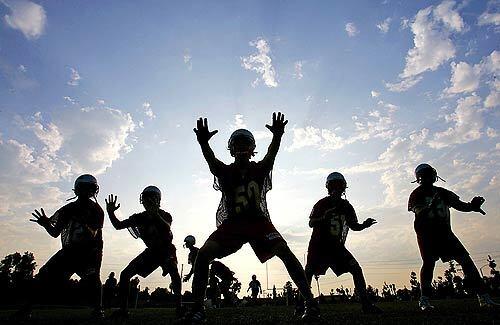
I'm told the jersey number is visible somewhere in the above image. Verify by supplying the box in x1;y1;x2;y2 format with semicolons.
235;181;260;214
324;209;344;236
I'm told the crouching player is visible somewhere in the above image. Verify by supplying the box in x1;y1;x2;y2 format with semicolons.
24;174;104;318
190;113;320;322
305;172;382;313
409;163;498;311
106;186;182;317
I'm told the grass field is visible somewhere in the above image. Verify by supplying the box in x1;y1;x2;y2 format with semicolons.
1;298;499;324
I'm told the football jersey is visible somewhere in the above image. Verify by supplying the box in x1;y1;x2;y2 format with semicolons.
249;279;261;292
49;200;104;249
188;247;200;265
309;196;358;246
213;161;272;226
126;209;173;251
408;186;460;231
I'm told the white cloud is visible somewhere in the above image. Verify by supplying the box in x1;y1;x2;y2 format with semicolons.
63;96;76;105
343;129;429;207
229;114;247;131
17;64;26;72
385;76;423;92
371;90;380;98
487;127;498;138
345;22;359;37
67;67;81;86
478;1;500;27
387;1;464;92
485;78;500;108
376;18;392;33
1;0;46;40
183;48;192;71
293;61;303;80
241;38;278;88
287;102;399;152
142;101;155;119
445;61;482;94
444;51;499;95
57;107;136;174
429;94;484;148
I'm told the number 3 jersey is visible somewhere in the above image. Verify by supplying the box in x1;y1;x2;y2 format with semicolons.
308;196;358;247
213;161;272;226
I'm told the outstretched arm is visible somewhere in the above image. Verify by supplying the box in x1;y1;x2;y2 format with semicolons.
183;268;194;282
105;194;131;230
349;218;377;231
260;112;288;169
29;208;60;238
193;117;225;175
450;196;486;215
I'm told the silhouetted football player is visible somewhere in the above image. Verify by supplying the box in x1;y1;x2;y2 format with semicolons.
247;274;262;302
21;174;104;319
183;235;199;283
408;163;498;310
106;186;182;317
305;172;382;314
190;113;319;322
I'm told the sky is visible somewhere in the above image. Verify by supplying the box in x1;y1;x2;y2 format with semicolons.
0;0;499;297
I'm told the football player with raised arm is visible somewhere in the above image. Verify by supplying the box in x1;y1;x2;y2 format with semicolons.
22;174;104;319
409;164;498;311
106;186;182;317
190;112;320;323
305;172;382;314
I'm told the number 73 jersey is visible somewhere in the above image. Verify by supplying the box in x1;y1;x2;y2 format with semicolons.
309;196;358;246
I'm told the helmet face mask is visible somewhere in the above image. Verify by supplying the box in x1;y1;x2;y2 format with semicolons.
140;186;161;212
228;129;256;159
414;164;438;185
74;174;99;199
325;172;347;196
184;235;196;248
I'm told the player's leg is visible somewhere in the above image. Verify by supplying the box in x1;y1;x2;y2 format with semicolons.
192;240;230;307
346;259;382;313
419;258;435;310
76;248;103;316
455;253;499;307
273;242;313;301
304;263;315;288
15;249;73;318
116;249;157;313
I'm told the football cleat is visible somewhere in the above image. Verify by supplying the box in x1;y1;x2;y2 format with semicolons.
302;300;320;322
419;296;435;311
478;293;500;308
190;307;207;324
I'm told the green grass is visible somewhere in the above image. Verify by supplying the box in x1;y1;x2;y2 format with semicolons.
1;299;499;324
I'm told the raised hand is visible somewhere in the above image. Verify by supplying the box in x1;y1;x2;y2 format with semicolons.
265;112;288;136
30;208;50;227
193;117;218;144
471;196;486;215
363;218;377;228
105;194;121;213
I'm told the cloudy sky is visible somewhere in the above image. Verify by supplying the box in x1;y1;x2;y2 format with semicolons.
0;0;498;296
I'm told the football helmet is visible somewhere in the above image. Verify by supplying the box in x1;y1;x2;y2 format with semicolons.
73;174;99;198
140;185;161;206
184;235;196;248
413;163;445;184
228;129;256;157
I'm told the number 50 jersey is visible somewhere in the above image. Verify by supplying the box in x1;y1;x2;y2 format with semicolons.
213;161;272;227
309;196;358;246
